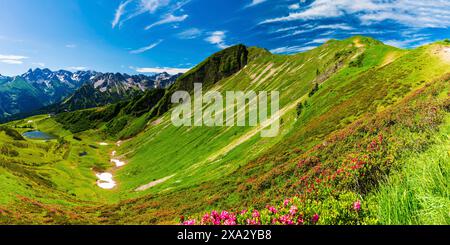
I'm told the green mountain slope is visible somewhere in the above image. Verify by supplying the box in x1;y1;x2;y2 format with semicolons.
0;36;449;225
0;77;47;118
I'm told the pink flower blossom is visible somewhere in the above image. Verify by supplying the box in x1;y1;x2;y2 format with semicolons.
246;219;257;225
278;214;294;225
201;213;211;224
220;211;230;220
252;210;260;218
223;214;237;225
267;206;278;214
289;205;298;215
211;210;219;219
353;201;361;212
311;214;320;224
283;198;291;207
183;219;196;225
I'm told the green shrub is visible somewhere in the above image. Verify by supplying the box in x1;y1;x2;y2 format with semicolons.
0;126;25;140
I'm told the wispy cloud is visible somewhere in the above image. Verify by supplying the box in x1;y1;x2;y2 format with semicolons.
130;39;163;54
305;38;330;45
177;28;202;39
260;0;450;28
0;54;28;65
271;26;299;33
270;45;317;54
134;66;191;74
145;14;188;30
112;0;172;28
288;3;300;10
383;37;430;48
66;66;88;71
65;44;77;48
32;62;46;67
139;0;171;13
205;31;230;49
169;0;191;12
112;0;133;28
245;0;267;8
278;24;353;39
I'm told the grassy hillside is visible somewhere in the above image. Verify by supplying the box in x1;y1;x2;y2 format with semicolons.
0;36;449;224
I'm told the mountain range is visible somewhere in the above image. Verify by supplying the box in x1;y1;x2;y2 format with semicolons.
0;68;181;120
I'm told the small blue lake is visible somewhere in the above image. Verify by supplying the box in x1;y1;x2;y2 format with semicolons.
23;130;57;140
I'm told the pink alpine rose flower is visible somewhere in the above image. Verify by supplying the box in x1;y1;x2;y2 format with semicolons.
311;214;320;224
267;206;278;214
252;210;260;218
289;205;298;215
183;219;196;225
353;201;361;212
283;198;291;207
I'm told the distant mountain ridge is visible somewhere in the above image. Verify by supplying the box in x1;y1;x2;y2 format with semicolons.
0;68;181;120
54;71;180;113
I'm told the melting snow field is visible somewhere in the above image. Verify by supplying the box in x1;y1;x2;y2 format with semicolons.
94;141;128;189
95;147;126;189
96;173;116;189
111;159;126;167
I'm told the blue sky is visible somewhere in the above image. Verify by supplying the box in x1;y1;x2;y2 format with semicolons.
1;0;450;76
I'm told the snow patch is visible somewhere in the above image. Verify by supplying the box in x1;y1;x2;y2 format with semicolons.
111;159;126;167
96;173;116;189
94;79;105;88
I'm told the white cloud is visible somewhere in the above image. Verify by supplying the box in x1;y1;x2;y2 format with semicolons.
169;0;190;12
245;0;267;8
0;54;28;65
272;26;299;33
32;62;46;67
305;38;330;45
139;0;171;13
260;0;450;28
112;0;133;28
145;14;188;30
65;44;77;48
0;60;23;65
112;0;172;28
288;3;300;10
130;39;163;54
177;28;202;39
383;37;430;48
66;66;88;71
278;24;353;38
134;66;190;74
205;31;230;49
270;45;317;54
